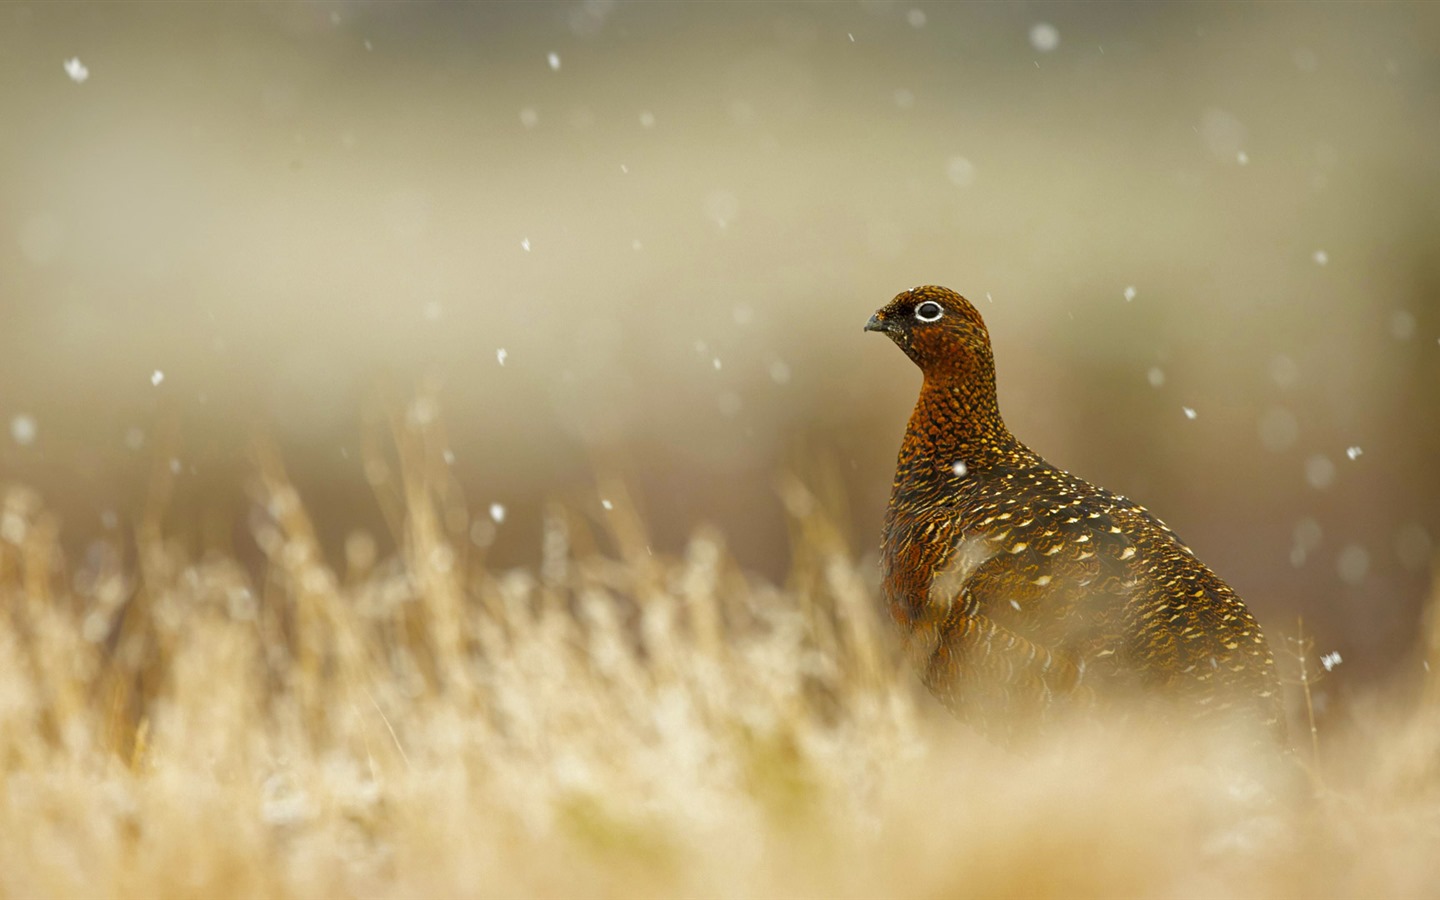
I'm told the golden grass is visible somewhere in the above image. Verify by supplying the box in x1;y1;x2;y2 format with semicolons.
1;403;1438;899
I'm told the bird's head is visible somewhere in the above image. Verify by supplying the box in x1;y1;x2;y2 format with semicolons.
865;285;995;381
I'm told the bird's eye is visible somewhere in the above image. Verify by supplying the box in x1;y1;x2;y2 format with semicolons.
914;301;944;322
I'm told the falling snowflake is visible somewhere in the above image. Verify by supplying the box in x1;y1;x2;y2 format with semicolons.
712;357;722;371
63;57;89;83
601;499;613;511
151;370;165;386
1305;454;1336;489
639;111;656;128
496;348;508;366
1236;150;1250;165
1182;406;1197;420
547;52;561;71
520;238;531;252
1029;22;1060;52
945;156;976;188
1321;651;1342;672
1345;446;1363;460
1123;285;1137;302
952;461;968;476
9;415;36;446
1146;367;1166;388
489;503;506;524
1313;250;1329;266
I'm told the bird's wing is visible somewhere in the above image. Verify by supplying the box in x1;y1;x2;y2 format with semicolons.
883;507;1091;730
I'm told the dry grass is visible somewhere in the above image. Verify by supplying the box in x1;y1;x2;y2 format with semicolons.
1;402;1438;899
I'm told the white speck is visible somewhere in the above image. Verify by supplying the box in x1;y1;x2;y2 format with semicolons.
489;503;506;524
1290;517;1323;567
406;397;438;426
1390;310;1416;340
1010;599;1021;611
1257;407;1299;453
769;360;791;385
10;415;36;446
1336;544;1369;585
1320;651;1342;672
1029;22;1060;52
1123;285;1137;302
364;39;373;52
519;108;539;129
848;33;855;42
601;499;613;511
150;370;165;386
1345;445;1363;460
1305;454;1336;489
1269;354;1300;389
620;164;628;174
1182;406;1197;420
906;8;927;28
496;348;507;366
520;238;531;252
639;111;656;128
945;156;976;188
1146;367;1166;388
1236;151;1250;165
547;52;561;71
443;449;455;465
423;301;443;321
63;58;89;83
1313;250;1329;266
703;190;739;228
712;357;722;371
168;458;182;475
952;461;968;477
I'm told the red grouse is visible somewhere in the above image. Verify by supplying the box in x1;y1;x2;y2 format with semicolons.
867;286;1283;741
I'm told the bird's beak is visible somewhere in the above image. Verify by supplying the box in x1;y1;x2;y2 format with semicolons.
864;312;890;334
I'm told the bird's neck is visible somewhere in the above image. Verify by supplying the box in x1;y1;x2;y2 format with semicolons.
896;374;1025;486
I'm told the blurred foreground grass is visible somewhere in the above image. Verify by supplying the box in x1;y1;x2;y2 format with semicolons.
2;399;1439;899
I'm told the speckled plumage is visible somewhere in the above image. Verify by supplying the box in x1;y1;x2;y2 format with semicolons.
868;286;1284;741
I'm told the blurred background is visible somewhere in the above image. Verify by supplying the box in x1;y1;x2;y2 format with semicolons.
0;1;1436;686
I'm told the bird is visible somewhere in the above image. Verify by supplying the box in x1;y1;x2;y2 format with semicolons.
866;285;1285;743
